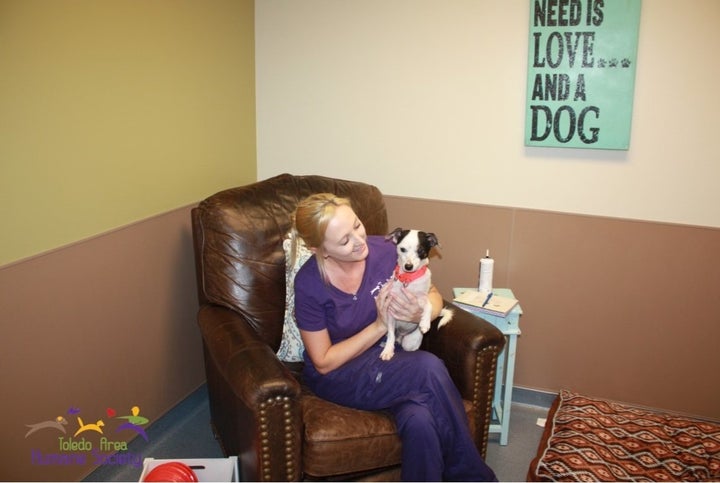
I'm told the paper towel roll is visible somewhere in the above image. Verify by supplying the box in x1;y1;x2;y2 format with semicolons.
478;250;494;292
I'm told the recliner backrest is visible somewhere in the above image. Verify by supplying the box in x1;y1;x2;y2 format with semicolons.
191;173;388;349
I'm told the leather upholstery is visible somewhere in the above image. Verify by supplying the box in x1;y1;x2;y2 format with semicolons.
191;173;505;481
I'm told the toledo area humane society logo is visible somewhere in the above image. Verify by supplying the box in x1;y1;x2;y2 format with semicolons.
25;404;150;469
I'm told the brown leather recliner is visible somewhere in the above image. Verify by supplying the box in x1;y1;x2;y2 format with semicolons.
191;173;505;481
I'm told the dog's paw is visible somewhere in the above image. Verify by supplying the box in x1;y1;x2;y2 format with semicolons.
419;303;432;333
437;308;454;328
379;347;395;360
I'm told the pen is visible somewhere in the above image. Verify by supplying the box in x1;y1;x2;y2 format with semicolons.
482;291;493;307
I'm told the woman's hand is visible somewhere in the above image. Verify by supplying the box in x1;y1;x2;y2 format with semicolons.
388;285;443;323
387;286;423;323
374;282;393;330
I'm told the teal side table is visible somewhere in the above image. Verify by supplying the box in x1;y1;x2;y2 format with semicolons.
452;287;523;445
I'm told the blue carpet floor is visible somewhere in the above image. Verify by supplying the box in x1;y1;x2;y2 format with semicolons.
84;384;549;482
83;385;223;482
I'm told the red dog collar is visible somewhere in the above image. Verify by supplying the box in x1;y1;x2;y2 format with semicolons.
394;264;428;285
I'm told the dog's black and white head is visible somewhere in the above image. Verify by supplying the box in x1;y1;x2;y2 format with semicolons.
386;227;440;273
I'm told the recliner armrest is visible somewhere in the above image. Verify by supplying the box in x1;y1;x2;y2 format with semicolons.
198;304;303;481
198;304;302;405
425;301;505;395
423;301;506;458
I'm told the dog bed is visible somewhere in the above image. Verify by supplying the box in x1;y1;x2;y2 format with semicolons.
528;390;720;481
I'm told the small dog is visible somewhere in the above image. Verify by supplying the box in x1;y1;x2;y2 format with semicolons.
380;228;454;361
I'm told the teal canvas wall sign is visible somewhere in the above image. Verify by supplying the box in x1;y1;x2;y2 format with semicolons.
525;0;641;150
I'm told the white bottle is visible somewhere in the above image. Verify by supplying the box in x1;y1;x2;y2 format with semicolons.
478;249;494;293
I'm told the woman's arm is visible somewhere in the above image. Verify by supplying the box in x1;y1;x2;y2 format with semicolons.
300;283;392;375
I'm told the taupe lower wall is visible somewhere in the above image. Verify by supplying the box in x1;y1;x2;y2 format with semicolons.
2;195;718;480
0;205;205;481
385;196;720;421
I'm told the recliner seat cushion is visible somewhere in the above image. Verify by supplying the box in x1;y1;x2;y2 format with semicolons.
300;390;475;478
301;391;401;477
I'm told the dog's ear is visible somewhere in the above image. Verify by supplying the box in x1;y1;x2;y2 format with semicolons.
386;227;405;244
424;232;440;248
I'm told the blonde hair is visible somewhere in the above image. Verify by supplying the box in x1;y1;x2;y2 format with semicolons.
291;193;353;283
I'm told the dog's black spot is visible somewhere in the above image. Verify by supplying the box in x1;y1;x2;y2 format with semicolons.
387;227;410;244
416;231;439;259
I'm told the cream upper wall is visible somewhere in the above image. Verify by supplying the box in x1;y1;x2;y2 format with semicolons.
256;0;720;228
0;0;257;266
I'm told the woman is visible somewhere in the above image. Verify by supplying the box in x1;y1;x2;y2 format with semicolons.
291;193;497;482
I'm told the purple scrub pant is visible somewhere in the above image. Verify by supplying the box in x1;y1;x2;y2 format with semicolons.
305;345;497;482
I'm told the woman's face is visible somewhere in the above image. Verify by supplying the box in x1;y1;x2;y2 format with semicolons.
321;204;368;262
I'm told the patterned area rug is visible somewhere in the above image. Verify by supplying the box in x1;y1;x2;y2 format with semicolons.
528;390;720;481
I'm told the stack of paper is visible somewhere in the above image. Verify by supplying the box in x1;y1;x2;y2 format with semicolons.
453;290;519;317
